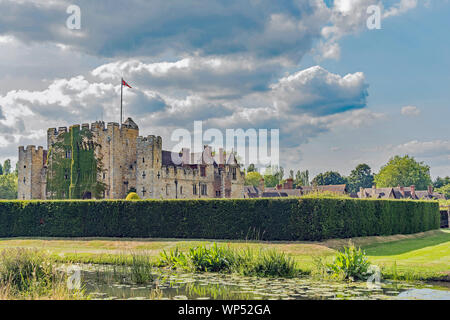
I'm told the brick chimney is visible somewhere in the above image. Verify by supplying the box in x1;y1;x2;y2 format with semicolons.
399;186;405;198
259;178;265;194
284;178;294;189
411;185;416;199
428;185;433;195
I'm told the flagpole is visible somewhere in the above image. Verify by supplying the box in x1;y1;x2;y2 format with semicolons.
120;77;123;124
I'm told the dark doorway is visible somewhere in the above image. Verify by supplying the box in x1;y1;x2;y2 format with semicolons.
82;192;92;200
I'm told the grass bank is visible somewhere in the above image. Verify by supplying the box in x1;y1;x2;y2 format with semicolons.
0;229;448;281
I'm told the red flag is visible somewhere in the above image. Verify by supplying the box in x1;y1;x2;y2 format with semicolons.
122;79;132;88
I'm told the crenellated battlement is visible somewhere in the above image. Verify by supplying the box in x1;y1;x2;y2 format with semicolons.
19;117;245;200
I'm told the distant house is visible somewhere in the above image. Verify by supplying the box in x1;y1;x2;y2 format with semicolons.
358;185;445;200
244;179;347;198
297;184;348;196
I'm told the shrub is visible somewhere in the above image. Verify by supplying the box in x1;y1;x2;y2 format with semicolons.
233;248;298;277
0;197;440;240
0;248;87;299
125;192;140;200
157;244;298;277
326;246;371;281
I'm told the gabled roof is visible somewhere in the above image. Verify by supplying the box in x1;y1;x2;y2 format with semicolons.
298;184;347;194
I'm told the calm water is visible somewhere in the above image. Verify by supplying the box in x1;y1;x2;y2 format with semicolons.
77;266;450;301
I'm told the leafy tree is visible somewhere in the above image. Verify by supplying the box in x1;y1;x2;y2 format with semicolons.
263;166;283;188
312;171;347;186
274;166;284;183
0;172;18;199
433;176;450;189
347;164;374;193
436;184;450;199
374;155;432;190
0;163;3;175
3;159;11;175
245;171;263;187
294;170;310;187
289;169;294;180
247;164;256;173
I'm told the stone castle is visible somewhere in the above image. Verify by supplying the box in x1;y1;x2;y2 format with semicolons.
18;118;245;200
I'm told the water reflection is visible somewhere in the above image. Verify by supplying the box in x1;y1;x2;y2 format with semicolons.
79;266;450;301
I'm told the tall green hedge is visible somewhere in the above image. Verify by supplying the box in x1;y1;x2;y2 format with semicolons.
0;198;440;241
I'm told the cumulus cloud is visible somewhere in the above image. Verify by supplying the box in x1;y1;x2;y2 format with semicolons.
401;105;421;116
270;66;368;116
393;140;450;158
0;0;329;63
317;0;418;60
91;57;280;98
0;61;376;167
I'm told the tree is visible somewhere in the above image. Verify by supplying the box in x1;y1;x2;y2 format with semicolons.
436;184;450;199
347;164;374;193
312;171;347;186
245;171;263;187
294;170;310;187
247;164;256;173
0;172;18;199
434;176;450;189
274;166;284;183
374;155;432;190
263;166;283;188
3;159;11;175
0;163;3;175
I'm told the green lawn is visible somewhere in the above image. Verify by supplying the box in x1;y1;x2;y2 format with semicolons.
0;229;448;281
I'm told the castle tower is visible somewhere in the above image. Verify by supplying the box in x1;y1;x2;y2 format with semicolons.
17;145;47;200
136;135;162;199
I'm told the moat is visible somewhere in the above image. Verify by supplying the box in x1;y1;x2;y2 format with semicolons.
78;266;450;300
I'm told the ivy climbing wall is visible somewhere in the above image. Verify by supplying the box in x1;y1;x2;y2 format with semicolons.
46;125;105;199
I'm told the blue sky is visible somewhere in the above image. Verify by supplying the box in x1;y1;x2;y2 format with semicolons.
0;0;448;180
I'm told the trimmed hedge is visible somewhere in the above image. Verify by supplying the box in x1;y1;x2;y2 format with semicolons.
0;198;440;241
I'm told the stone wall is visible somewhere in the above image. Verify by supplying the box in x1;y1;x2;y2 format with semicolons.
19;118;245;200
17;145;46;200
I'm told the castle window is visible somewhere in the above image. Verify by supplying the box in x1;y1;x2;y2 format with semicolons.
142;187;146;196
193;184;197;195
24;165;26;169
200;166;206;177
232;167;237;180
143;157;145;163
180;186;183;195
166;167;169;176
216;190;221;197
142;171;146;179
201;184;207;196
157;172;161;179
130;165;133;170
166;184;170;195
103;173;106;180
23;177;26;184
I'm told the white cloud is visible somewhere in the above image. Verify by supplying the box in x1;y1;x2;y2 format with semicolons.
383;0;418;18
401;105;421;116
